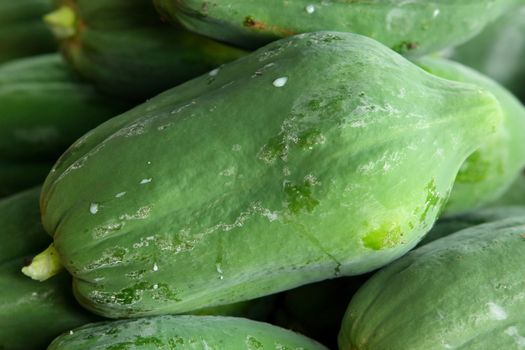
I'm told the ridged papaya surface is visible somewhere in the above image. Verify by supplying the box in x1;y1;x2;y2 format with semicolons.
0;0;56;63
448;5;525;101
48;315;328;350
419;205;525;246
45;0;246;101
414;57;525;214
0;53;130;162
37;32;501;318
0;187;97;350
154;0;518;55
339;217;525;350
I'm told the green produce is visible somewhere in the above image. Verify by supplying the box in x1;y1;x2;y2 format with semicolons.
0;258;97;350
0;187;97;350
414;56;525;214
44;0;246;101
339;217;525;350
448;6;525;101
30;32;501;318
0;53;129;162
154;0;518;55
486;171;525;207
48;315;328;349
0;0;55;63
0;161;50;198
419;205;525;245
0;187;48;263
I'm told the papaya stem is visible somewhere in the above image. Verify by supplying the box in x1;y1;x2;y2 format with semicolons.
22;243;64;281
43;6;77;39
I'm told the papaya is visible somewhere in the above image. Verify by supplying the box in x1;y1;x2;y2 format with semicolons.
154;0;518;55
29;32;501;318
0;187;98;350
48;315;328;350
414;56;525;214
486;171;525;207
0;161;50;198
339;216;525;350
447;5;525;101
0;0;56;63
44;0;246;101
419;205;525;246
0;53;130;162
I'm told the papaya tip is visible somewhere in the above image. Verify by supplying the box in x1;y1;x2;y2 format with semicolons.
43;6;77;39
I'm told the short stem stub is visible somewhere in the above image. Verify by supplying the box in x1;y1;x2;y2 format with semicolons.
43;5;77;39
22;243;64;281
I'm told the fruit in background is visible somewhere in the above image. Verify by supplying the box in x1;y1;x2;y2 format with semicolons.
339;217;525;350
447;6;525;101
44;0;246;101
30;32;501;318
47;315;328;350
154;0;518;55
0;0;56;64
0;187;98;350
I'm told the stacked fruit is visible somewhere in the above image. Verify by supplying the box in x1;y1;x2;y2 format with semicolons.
1;1;525;349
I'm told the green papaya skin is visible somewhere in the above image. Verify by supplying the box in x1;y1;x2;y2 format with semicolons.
0;258;98;350
447;5;525;101
45;0;246;101
339;217;525;350
0;161;50;198
37;32;501;318
48;315;328;350
414;56;525;214
0;187;48;263
0;187;98;350
0;0;56;63
487;172;525;207
0;53;130;162
154;0;518;55
419;205;525;246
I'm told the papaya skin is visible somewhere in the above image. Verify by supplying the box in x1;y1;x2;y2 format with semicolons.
154;0;518;55
414;56;525;214
48;315;328;350
0;0;56;63
36;32;501;318
45;0;247;101
339;217;525;350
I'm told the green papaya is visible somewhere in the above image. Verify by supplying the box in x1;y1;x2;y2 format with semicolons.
414;56;525;214
419;205;525;246
339;217;525;350
0;53;130;162
48;315;328;350
447;5;525;101
0;161;50;198
44;0;246;101
0;0;56;63
487;171;525;207
0;187;98;350
30;32;501;318
154;0;518;55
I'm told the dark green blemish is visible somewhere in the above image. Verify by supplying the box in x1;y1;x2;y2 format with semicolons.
297;129;324;149
392;41;419;54
362;225;404;250
246;336;264;349
455;150;499;183
318;33;343;43
243;15;256;27
284;180;319;214
258;135;287;164
113;282;150;305
106;336;164;350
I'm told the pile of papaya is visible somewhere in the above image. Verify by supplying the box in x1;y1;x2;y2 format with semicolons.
1;1;525;349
